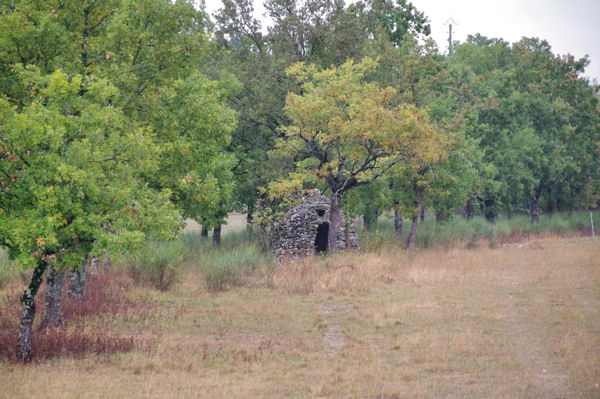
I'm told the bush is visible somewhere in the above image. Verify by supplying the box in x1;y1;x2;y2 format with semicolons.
177;232;210;262
0;271;150;362
127;240;187;291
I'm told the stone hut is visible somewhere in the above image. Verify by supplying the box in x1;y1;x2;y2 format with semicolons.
272;191;359;259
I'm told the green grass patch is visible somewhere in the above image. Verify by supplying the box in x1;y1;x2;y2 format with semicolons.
124;240;187;291
359;209;599;249
198;244;265;291
130;230;273;292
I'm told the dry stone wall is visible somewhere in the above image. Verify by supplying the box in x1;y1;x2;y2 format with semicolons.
272;191;359;259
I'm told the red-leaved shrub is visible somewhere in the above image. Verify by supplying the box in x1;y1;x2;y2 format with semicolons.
0;270;153;362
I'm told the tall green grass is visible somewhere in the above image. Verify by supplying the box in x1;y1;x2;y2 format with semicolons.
360;209;599;249
4;209;591;293
125;240;187;291
154;229;273;291
197;245;266;291
184;230;272;291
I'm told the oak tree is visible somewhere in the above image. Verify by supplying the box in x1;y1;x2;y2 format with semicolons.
273;58;437;249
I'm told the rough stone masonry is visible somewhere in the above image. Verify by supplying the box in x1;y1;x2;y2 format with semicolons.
272;191;359;259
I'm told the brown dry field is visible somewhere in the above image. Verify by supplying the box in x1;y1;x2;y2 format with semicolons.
1;236;599;398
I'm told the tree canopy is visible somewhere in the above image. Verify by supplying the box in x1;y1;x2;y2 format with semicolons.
271;58;443;247
0;0;236;361
1;0;599;362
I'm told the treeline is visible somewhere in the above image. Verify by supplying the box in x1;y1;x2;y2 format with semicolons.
208;0;600;246
0;0;598;360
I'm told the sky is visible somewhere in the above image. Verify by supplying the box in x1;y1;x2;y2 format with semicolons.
202;0;600;82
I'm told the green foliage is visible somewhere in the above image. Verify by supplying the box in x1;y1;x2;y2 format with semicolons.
452;35;600;216
0;0;236;273
0;68;182;272
273;58;438;196
0;250;16;289
212;0;435;225
360;0;431;46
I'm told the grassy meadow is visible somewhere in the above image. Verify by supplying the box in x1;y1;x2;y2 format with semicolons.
0;212;599;398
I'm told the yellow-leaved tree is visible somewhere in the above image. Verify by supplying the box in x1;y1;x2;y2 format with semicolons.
272;57;444;250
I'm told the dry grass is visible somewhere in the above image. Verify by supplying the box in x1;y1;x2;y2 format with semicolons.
1;236;599;398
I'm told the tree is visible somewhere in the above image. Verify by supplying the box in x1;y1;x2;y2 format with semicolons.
452;35;600;221
353;0;431;47
264;0;371;67
367;35;475;246
0;0;236;360
272;58;438;249
211;0;435;231
213;0;292;226
0;69;182;361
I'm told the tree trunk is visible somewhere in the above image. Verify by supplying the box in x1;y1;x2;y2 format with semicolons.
246;202;254;231
372;206;378;230
67;256;88;299
16;260;46;362
531;185;542;223
484;198;496;224
201;225;208;239
465;199;474;221
394;209;403;241
41;264;65;329
363;206;378;232
406;191;423;250
328;193;342;251
212;225;221;247
363;214;371;232
531;200;539;223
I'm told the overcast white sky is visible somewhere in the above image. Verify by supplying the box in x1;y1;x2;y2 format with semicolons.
202;0;600;82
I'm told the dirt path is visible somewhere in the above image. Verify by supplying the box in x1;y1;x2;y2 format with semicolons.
498;243;595;399
319;304;352;356
504;291;573;399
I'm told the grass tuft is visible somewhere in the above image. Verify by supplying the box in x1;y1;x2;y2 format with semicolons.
126;240;187;291
199;244;266;291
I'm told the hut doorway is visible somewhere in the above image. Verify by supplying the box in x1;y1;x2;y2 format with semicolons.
315;223;329;254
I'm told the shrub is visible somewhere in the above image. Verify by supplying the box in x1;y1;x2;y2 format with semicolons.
0;271;150;362
127;240;187;291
